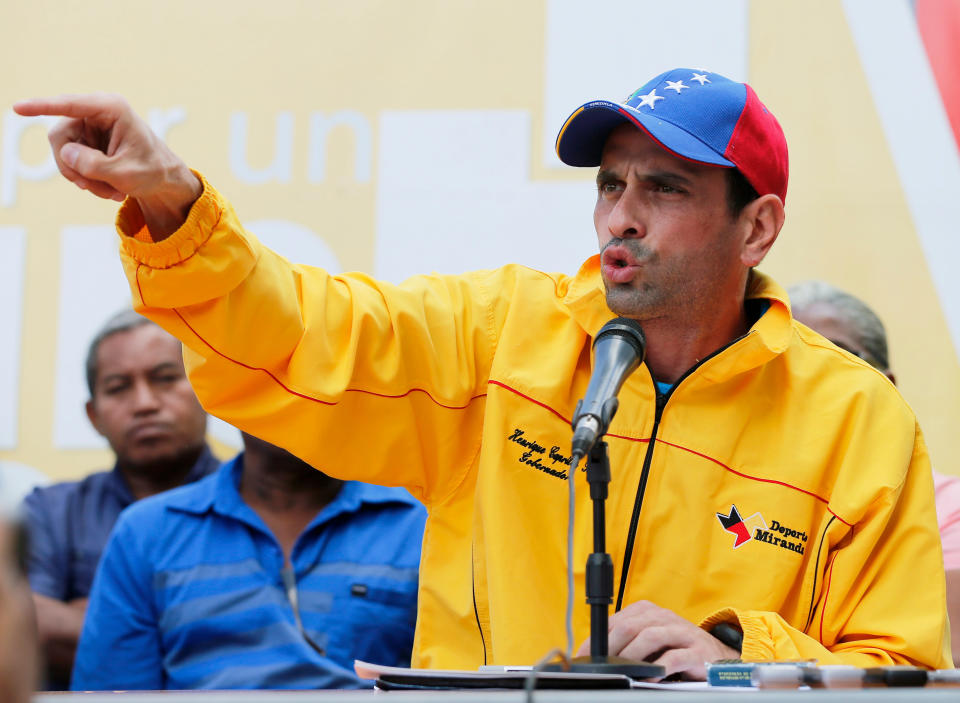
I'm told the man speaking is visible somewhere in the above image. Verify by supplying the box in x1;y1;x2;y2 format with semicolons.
15;68;951;678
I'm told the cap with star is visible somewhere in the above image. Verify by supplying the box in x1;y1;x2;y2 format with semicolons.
555;68;789;204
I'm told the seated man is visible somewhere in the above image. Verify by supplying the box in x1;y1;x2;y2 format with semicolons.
21;310;217;688
789;279;960;665
72;432;426;690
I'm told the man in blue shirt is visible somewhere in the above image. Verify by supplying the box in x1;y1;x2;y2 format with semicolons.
72;432;426;690
22;310;217;689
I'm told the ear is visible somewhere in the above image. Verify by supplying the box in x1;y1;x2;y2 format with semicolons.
739;194;785;267
85;399;105;437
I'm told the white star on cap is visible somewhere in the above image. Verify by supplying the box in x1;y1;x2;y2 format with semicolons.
665;80;688;93
691;72;710;85
637;89;664;109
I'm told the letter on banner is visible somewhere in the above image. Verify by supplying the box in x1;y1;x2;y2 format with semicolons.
229;111;294;184
0;227;26;448
307;111;372;183
1;114;58;207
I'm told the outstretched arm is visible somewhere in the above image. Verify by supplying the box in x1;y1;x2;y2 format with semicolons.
13;93;201;239
17;94;502;503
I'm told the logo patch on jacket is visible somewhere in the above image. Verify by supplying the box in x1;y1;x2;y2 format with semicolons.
716;504;807;555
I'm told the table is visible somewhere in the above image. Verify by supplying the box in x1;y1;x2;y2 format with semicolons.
32;689;960;702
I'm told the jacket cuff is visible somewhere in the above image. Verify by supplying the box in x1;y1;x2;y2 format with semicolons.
699;607;774;661
116;170;222;270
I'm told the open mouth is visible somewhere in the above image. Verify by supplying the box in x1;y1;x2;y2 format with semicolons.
600;247;642;284
601;244;639;269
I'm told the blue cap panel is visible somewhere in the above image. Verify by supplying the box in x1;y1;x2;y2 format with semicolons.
556;68;746;169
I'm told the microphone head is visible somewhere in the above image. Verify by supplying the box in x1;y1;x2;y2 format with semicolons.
593;317;647;363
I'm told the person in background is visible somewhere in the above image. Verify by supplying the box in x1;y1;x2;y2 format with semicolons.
21;309;217;688
72;432;425;690
0;517;38;703
790;279;960;665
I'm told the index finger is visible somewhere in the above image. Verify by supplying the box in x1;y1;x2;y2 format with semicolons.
13;93;124;119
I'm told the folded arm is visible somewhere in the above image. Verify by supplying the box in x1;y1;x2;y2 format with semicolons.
598;421;951;679
31;595;87;686
705;422;951;670
17;93;501;505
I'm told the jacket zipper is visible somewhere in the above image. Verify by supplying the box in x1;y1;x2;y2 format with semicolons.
615;389;667;611
614;332;751;611
471;542;489;664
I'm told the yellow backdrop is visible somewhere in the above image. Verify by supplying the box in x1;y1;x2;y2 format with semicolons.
1;0;958;480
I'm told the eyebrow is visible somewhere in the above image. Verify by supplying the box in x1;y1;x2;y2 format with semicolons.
643;170;695;187
596;168;619;185
596;168;695;188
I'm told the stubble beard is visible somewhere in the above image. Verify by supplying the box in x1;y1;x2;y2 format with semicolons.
604;281;668;320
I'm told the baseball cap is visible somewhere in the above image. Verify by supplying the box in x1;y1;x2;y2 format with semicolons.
555;68;789;204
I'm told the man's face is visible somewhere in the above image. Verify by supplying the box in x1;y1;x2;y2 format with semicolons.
593;124;748;321
86;325;207;471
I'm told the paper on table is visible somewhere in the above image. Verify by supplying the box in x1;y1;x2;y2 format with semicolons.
632;680;759;691
355;660;625;680
356;661;766;692
354;660;631;688
355;660;498;680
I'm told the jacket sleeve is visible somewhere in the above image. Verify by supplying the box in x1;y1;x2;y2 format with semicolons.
701;421;952;669
70;515;164;691
115;174;503;506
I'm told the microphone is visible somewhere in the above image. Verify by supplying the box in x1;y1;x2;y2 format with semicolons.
571;317;647;462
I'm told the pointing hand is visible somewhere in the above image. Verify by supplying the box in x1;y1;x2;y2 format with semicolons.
13;93;201;239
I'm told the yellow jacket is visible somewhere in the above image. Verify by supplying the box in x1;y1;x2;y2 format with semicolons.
116;175;951;669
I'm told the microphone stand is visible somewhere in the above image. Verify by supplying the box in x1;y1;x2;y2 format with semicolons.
540;317;658;681
544;439;663;679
